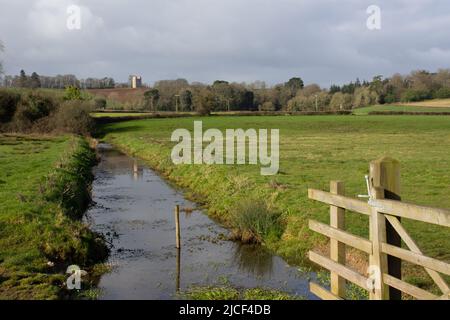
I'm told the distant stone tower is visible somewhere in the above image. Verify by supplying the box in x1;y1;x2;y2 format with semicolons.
129;75;142;89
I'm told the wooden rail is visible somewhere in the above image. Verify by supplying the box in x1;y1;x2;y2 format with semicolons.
308;189;450;227
307;157;450;300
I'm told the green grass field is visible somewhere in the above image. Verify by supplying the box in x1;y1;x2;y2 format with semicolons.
101;115;450;289
353;104;450;115
91;112;152;118
0;135;105;299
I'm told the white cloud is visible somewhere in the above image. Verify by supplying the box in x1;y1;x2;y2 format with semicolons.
27;0;104;40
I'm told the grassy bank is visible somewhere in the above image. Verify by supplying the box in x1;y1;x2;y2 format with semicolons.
353;104;450;115
0;134;107;299
100;115;450;291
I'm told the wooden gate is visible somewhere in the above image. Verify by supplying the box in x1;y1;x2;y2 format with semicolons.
308;157;450;300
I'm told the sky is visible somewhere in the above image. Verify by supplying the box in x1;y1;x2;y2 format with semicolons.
0;0;449;87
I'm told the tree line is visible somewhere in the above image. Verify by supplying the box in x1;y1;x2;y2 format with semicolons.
2;67;450;114
1;70;116;90
138;69;450;114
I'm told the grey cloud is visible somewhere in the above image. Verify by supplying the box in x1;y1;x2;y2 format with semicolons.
0;0;449;87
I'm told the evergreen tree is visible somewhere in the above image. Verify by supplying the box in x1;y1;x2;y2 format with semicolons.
19;69;28;87
30;72;41;89
329;84;341;94
144;89;160;111
285;77;304;91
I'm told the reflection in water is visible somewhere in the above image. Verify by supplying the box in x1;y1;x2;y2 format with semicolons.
181;207;195;219
233;244;274;277
176;248;181;293
132;159;143;181
88;144;315;300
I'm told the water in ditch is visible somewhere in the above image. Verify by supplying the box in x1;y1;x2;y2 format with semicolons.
85;143;316;300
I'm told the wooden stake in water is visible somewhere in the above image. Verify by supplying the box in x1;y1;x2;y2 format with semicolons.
175;205;181;249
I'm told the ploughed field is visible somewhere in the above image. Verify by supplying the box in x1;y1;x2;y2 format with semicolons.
353;104;450;115
405;98;450;108
102;115;450;290
87;88;148;104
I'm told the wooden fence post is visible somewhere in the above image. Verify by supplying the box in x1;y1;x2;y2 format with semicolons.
370;157;402;300
369;187;389;299
330;181;346;298
175;205;181;249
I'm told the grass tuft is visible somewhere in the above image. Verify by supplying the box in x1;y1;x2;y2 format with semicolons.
230;199;284;244
182;286;301;300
